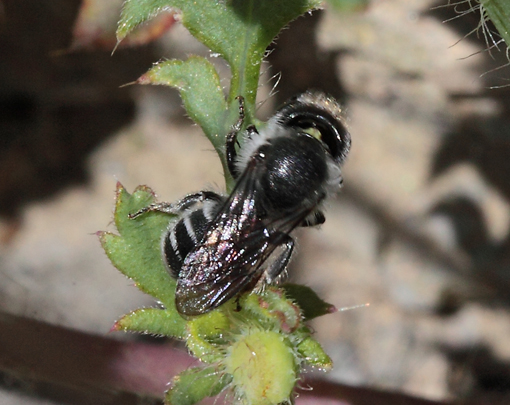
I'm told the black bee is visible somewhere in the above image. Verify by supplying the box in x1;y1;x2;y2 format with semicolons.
130;92;351;316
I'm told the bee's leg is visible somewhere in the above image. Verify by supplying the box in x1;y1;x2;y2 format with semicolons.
128;191;223;219
173;191;224;211
301;210;325;227
246;125;259;140
226;96;260;180
265;234;295;283
226;96;246;179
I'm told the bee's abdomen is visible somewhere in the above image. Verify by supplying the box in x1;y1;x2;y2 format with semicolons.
162;201;222;279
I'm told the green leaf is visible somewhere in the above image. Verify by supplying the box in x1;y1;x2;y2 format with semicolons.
296;335;332;370
482;0;510;52
240;288;302;333
111;3;340;402
186;311;231;363
137;57;230;173
99;183;177;309
118;0;322;105
112;307;186;339
282;283;336;321
119;0;323;190
166;366;232;405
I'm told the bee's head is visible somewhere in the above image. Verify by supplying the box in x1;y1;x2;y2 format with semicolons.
275;92;351;165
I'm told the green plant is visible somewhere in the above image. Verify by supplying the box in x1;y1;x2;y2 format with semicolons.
457;1;510;55
100;182;336;404
442;0;510;76
117;0;327;190
98;1;351;404
95;0;510;403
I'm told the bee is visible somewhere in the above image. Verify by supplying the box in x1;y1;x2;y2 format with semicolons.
130;92;351;316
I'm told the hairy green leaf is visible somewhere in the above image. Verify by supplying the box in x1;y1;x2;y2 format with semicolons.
297;335;333;370
138;57;230;172
482;0;510;52
118;0;322;105
112;307;186;339
99;183;176;309
282;283;336;321
186;311;231;363
166;366;232;405
240;288;302;333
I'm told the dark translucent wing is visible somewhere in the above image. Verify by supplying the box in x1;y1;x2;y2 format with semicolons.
175;265;256;316
175;157;265;315
175;157;311;316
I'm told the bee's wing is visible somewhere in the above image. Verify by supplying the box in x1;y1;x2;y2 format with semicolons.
175;157;308;316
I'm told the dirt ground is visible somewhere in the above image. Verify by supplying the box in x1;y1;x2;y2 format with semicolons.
2;0;510;403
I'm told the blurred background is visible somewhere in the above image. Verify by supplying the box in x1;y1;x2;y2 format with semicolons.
2;0;510;403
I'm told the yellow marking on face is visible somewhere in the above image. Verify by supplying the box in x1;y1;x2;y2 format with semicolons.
302;127;322;141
